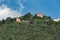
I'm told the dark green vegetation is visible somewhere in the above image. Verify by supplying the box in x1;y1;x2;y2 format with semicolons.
0;12;60;40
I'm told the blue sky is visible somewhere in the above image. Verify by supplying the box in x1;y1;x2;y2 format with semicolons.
0;0;60;20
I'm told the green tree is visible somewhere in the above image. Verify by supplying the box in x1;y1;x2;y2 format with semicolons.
23;12;33;20
43;16;51;20
5;17;13;23
0;21;2;25
2;19;5;24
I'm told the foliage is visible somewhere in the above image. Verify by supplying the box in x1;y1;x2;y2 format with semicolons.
22;12;33;20
0;13;60;40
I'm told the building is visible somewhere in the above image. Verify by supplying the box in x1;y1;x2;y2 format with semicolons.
53;18;60;22
36;13;44;18
16;17;21;22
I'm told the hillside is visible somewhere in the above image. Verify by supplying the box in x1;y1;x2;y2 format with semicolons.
0;13;60;40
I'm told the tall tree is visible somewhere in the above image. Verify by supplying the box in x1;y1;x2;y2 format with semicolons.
2;19;5;24
23;12;33;20
5;17;13;23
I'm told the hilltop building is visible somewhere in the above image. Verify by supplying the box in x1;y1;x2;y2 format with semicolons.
16;17;21;22
53;18;60;22
36;13;44;18
15;13;44;22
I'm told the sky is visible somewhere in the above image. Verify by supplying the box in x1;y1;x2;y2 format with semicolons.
0;0;60;20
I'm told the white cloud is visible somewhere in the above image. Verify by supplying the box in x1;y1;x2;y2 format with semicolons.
0;0;26;20
17;0;25;12
19;3;25;12
0;4;21;20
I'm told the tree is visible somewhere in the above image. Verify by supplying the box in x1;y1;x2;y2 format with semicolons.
43;16;51;20
2;19;5;24
13;18;16;21
0;21;2;25
9;38;12;40
23;12;33;20
5;17;13;23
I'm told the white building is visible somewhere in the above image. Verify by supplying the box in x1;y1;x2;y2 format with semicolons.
53;18;60;22
16;17;21;22
36;13;44;18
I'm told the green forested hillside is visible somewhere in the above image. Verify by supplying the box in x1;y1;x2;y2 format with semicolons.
0;13;60;40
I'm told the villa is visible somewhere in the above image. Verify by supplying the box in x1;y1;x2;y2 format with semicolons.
16;17;21;22
36;13;44;18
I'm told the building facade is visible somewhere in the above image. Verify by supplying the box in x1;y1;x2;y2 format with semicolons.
36;13;44;18
16;17;21;22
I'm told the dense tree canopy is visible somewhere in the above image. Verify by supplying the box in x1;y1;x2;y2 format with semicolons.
0;13;60;40
22;12;33;20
